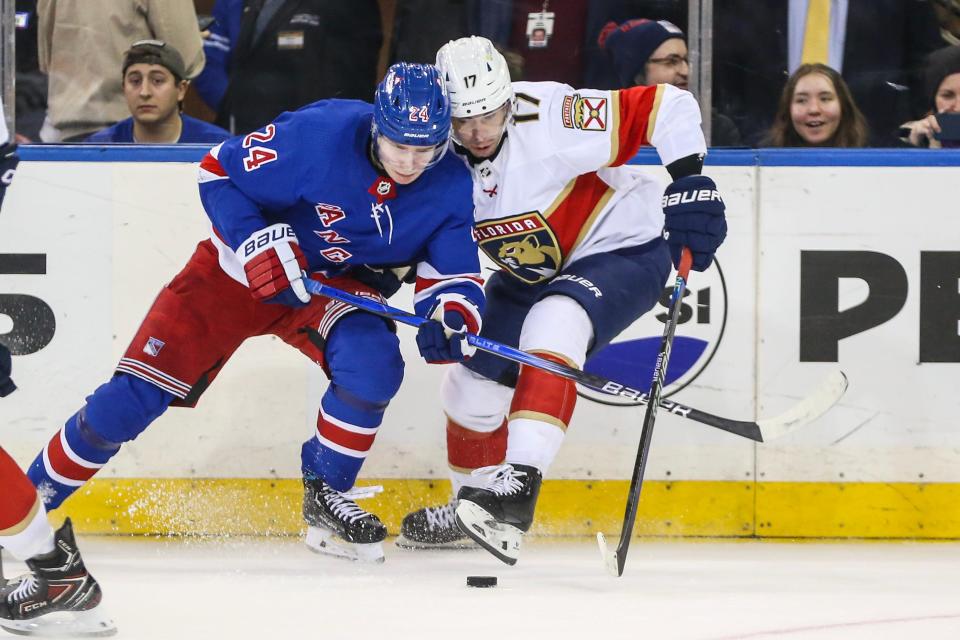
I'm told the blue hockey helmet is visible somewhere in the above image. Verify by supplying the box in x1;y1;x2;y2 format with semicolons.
372;62;451;169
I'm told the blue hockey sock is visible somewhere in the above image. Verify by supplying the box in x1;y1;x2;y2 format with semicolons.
301;385;386;492
28;374;173;509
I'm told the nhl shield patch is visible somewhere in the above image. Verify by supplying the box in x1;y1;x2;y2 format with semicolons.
561;94;608;131
473;212;562;284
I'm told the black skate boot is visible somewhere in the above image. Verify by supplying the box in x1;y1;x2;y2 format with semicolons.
0;518;116;637
455;463;542;566
395;499;477;550
302;474;388;563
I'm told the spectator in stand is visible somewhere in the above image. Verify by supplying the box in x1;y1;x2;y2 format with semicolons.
930;0;960;45
598;18;741;146
14;0;46;142
37;0;205;142
714;0;942;146
200;0;382;135
191;0;242;117
583;0;687;89
764;63;868;147
899;46;960;148
86;41;230;144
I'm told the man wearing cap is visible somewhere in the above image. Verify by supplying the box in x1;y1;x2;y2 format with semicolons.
599;18;741;146
38;0;205;142
87;41;230;144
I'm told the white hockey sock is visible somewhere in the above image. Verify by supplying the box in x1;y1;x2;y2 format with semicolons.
505;417;565;475
0;498;55;561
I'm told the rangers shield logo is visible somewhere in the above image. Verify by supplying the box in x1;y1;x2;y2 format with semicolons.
473;212;562;284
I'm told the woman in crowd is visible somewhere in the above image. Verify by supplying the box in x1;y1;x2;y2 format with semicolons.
764;63;868;148
899;46;960;148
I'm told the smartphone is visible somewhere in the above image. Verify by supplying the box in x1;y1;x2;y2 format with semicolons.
934;112;960;142
197;15;215;31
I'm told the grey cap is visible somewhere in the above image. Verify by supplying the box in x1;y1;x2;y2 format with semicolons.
122;39;187;80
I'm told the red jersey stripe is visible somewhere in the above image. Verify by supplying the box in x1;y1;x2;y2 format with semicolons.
543;172;614;257
200;152;228;177
414;275;484;293
609;84;663;167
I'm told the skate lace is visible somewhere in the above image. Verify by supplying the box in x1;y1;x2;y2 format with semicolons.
6;575;40;603
424;501;457;530
323;485;383;524
471;464;526;496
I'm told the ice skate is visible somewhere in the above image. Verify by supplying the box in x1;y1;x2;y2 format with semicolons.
302;475;387;563
396;499;477;550
0;518;116;637
455;463;542;566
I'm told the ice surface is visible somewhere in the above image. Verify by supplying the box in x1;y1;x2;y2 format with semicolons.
4;536;959;639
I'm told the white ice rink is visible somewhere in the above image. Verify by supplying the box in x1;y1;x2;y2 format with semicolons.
4;535;960;640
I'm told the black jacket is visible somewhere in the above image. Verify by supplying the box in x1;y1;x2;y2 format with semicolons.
217;0;382;135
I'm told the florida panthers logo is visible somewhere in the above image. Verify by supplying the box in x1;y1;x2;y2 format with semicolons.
499;235;560;270
474;212;562;283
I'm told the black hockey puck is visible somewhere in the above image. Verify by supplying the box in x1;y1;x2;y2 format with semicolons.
466;575;497;588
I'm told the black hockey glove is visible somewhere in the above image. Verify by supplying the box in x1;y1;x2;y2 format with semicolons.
0;342;16;397
349;265;415;299
662;175;727;271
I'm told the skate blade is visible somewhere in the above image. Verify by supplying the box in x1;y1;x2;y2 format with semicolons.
454;501;522;566
0;606;117;637
305;526;385;564
394;534;479;551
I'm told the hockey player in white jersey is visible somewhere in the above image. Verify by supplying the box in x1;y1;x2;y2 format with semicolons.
397;36;727;564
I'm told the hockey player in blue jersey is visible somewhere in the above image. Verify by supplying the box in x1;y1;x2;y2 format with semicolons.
24;62;485;563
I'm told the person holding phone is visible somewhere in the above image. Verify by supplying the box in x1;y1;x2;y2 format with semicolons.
899;45;960;148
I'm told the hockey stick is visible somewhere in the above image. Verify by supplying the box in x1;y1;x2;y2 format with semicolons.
596;247;691;577
302;279;848;443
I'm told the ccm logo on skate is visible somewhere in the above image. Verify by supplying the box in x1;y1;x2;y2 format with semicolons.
580;258;727;407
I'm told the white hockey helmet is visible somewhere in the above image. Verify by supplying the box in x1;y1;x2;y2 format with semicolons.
435;36;513;118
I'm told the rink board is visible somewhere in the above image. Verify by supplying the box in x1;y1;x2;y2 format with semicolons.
1;146;958;538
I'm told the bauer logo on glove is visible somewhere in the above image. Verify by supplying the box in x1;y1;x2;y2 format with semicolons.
661;175;728;272
236;223;310;306
661;188;723;207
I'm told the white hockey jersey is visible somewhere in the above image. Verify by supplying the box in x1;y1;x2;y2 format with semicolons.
468;81;706;284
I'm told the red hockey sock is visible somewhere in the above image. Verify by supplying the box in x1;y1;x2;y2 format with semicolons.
509;352;577;429
0;447;40;531
446;418;508;472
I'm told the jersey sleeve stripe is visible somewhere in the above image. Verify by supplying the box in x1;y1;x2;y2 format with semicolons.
414;275;484;294
609;84;663;167
543;172;614;258
198;151;228;183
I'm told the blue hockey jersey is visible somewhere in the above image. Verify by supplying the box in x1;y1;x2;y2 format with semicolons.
198;99;483;322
